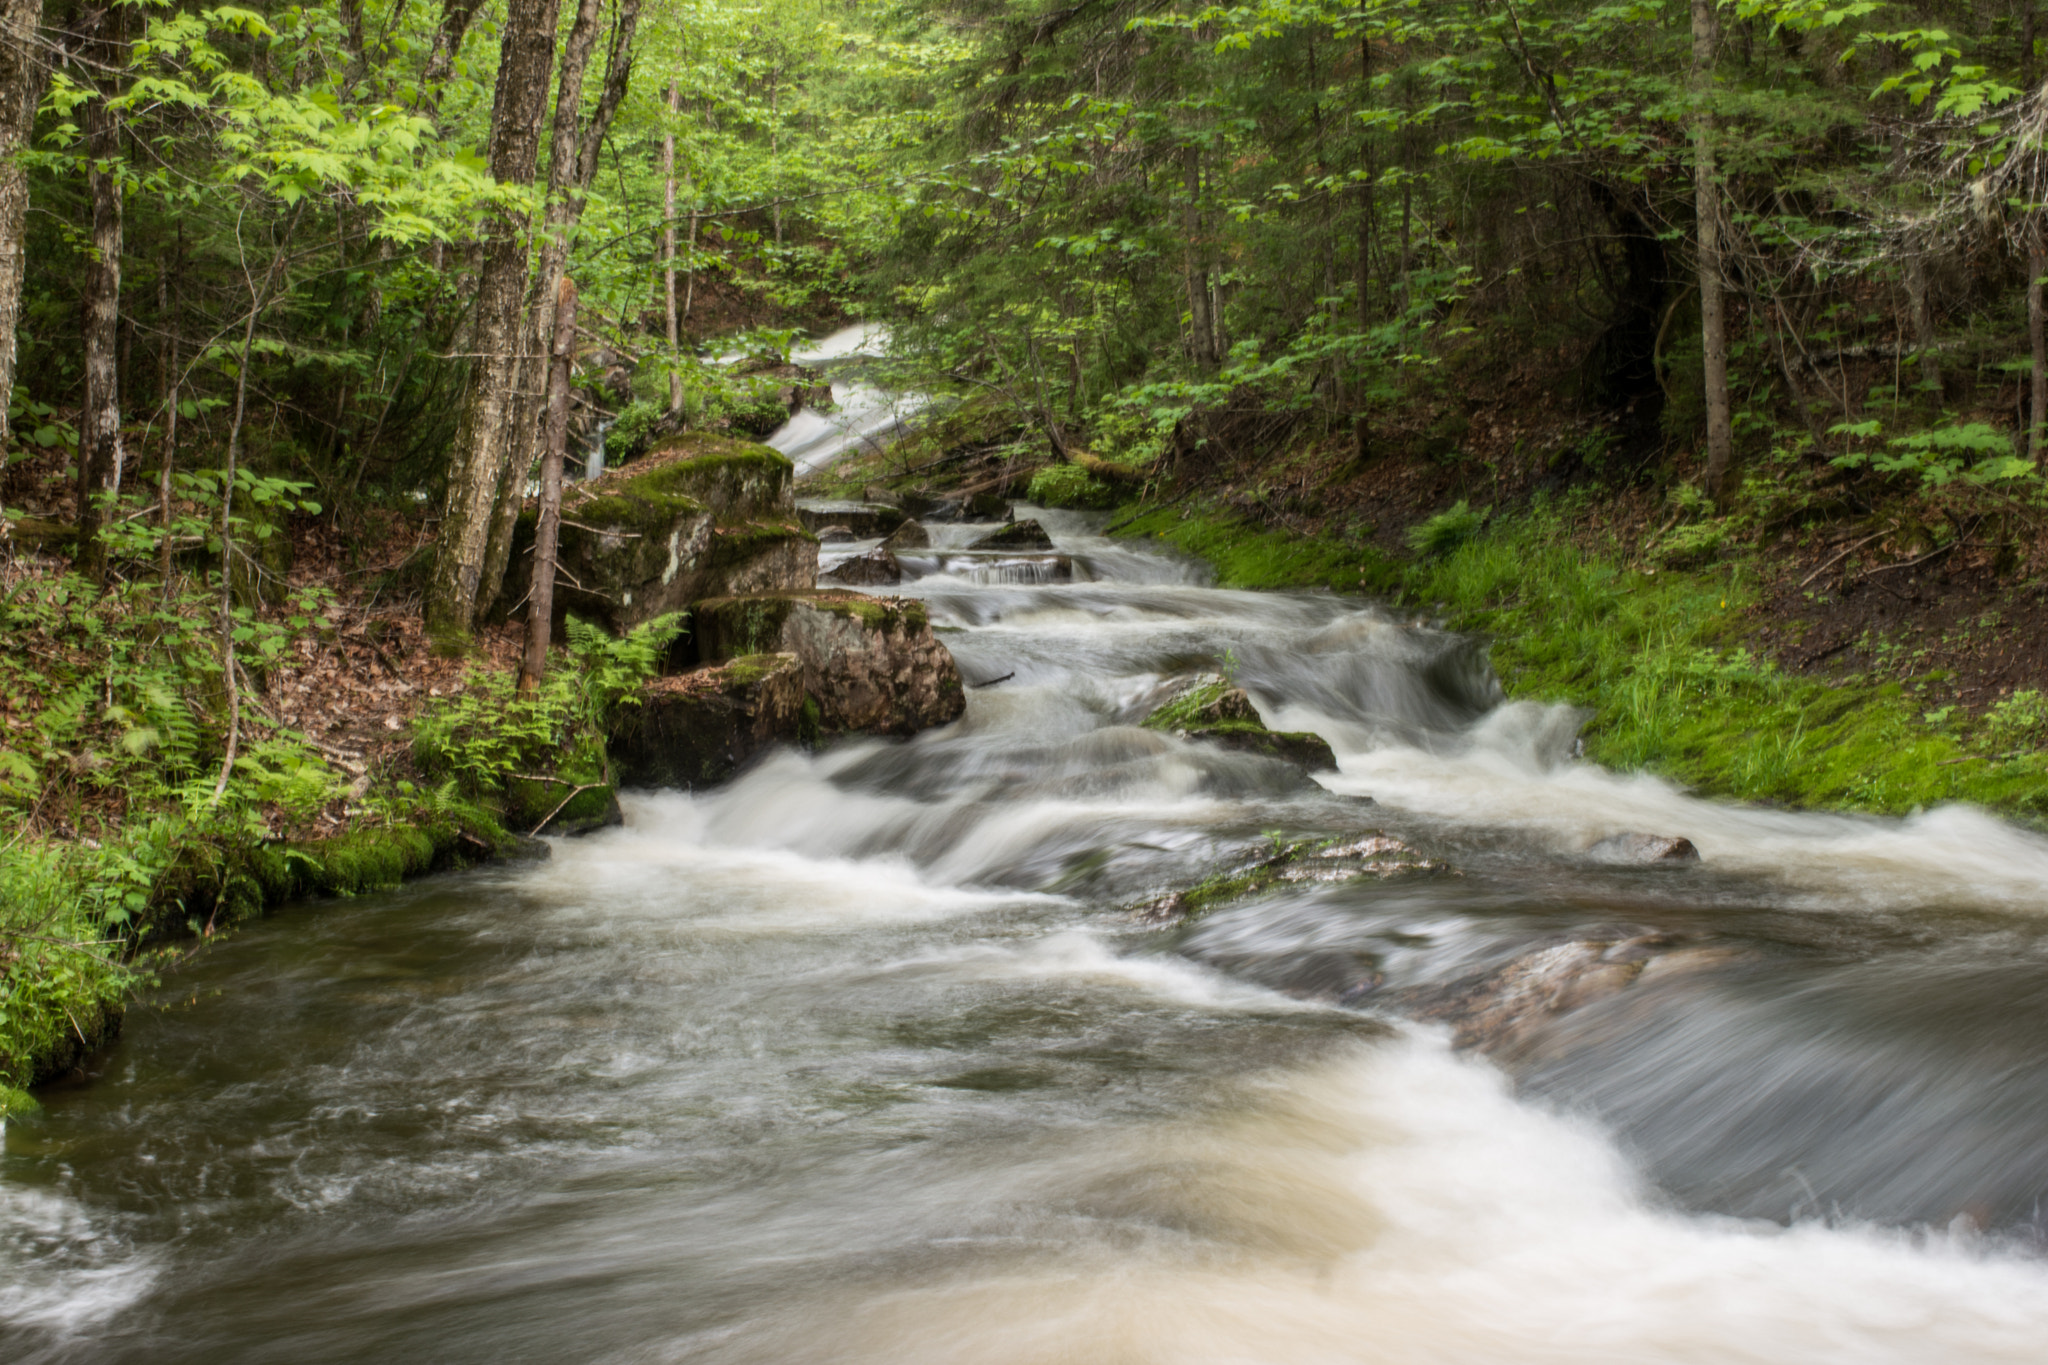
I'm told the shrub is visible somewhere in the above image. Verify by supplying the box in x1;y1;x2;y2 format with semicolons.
1028;462;1119;510
1406;500;1487;558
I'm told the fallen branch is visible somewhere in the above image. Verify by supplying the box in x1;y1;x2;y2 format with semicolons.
1796;529;1891;590
530;782;605;837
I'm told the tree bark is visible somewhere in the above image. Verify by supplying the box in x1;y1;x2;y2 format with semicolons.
1905;248;1941;396
424;0;563;639
1692;0;1735;497
76;4;126;579
1353;9;1374;463
475;0;641;622
2030;220;2046;462
664;80;682;415
0;0;48;467
1182;145;1215;371
522;276;576;691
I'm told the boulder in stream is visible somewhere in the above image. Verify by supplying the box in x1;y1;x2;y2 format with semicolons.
693;590;965;735
1140;676;1337;772
610;653;806;789
882;520;931;552
814;525;856;544
822;547;902;586
968;518;1054;551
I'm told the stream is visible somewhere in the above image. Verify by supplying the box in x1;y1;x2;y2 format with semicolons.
8;483;2048;1359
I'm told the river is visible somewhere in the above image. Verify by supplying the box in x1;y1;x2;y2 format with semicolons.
7;497;2048;1360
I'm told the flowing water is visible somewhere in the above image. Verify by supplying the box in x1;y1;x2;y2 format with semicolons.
9;508;2048;1363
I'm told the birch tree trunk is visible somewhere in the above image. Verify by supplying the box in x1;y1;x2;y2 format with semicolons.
424;0;563;639
76;5;126;580
1692;0;1735;497
522;276;576;691
0;0;47;467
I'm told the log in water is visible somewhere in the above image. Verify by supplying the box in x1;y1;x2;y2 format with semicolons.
7;508;2048;1363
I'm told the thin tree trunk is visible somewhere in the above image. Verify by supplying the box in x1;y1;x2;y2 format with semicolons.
1182;145;1215;371
1905;249;1941;396
664;80;682;415
476;0;640;621
159;263;178;588
1308;35;1344;415
1353;9;1374;463
1692;0;1734;497
424;0;563;639
2030;220;2046;462
77;51;125;581
522;276;576;691
0;0;47;473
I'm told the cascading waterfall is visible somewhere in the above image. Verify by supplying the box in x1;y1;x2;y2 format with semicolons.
7;472;2048;1358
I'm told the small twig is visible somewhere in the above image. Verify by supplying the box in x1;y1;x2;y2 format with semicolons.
558;518;640;538
1848;541;1956;584
1796;529;1890;590
531;782;604;836
970;671;1015;689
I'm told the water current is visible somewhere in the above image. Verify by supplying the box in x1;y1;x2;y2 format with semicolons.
8;452;2048;1359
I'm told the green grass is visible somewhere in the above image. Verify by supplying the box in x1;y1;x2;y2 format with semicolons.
1116;501;2048;819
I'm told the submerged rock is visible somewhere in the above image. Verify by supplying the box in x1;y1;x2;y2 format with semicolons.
1587;832;1700;865
693;590;965;735
822;547;902;586
962;491;1013;522
610;653;806;789
814;524;856;544
1396;932;1744;1056
968;518;1054;551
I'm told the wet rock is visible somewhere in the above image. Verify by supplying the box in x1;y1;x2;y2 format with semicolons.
968;518;1054;551
510;433;816;635
1393;931;1751;1056
882;519;931;552
796;501;907;539
1139;676;1336;771
962;491;1013;522
1587;832;1700;865
609;653;806;789
814;525;856;544
693;590;965;735
862;485;905;509
822;547;902;587
1132;891;1190;924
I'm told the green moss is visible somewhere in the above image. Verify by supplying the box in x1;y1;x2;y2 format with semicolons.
720;652;790;689
1115;499;2048;819
1116;501;1403;595
1142;679;1235;732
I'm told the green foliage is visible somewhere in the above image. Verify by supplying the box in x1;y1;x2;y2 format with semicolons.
1829;420;2040;489
1140;679;1234;732
411;614;683;795
1406;501;1487;559
1027;462;1119;510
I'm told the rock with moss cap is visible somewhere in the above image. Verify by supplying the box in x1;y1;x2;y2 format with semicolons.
1140;675;1337;771
694;590;965;735
967;518;1053;551
508;432;817;635
609;653;806;789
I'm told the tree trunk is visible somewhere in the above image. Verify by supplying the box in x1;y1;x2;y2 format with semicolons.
476;0;641;621
664;80;682;416
76;13;125;580
0;0;47;469
1353;12;1374;463
1692;0;1734;498
424;0;563;640
1905;249;1941;396
1182;145;1215;371
522;276;576;691
2030;220;2046;463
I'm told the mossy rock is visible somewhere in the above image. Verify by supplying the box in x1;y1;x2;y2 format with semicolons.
610;652;806;789
691;590;962;735
796;501;908;539
624;432;795;520
497;734;622;837
1141;677;1336;770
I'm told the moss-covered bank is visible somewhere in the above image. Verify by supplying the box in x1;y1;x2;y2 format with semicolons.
1113;499;2048;821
